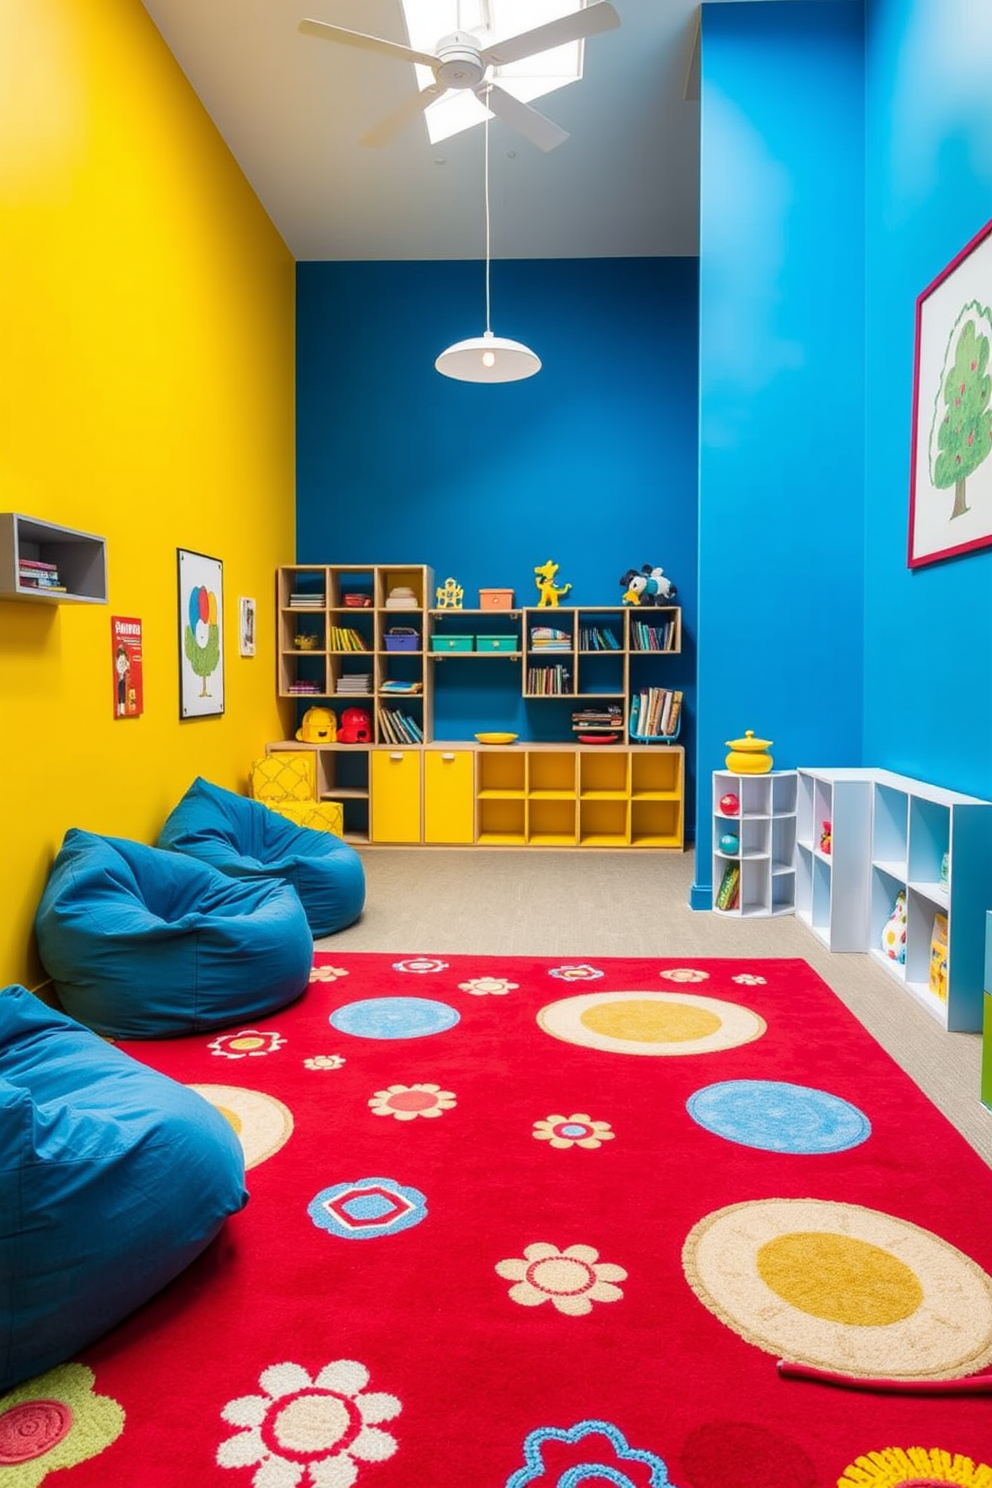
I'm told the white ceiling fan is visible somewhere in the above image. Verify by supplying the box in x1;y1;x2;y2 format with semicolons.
298;2;620;152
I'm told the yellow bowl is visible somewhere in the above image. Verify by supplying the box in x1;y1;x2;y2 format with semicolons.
475;732;519;745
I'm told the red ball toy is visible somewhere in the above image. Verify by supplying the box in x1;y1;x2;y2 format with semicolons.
719;793;740;817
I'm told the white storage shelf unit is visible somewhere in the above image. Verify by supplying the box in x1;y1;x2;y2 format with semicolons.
712;770;797;918
868;770;992;1033
795;769;873;952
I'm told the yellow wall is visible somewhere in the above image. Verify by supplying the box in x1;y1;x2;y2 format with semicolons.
0;0;295;986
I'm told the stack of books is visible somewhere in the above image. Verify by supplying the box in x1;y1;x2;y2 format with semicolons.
529;626;571;651
335;674;372;695
19;558;66;593
571;705;623;735
289;591;324;609
287;681;323;696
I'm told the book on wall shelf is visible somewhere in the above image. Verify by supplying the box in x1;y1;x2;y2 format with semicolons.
378;707;423;745
289;592;325;609
526;664;572;695
630;619;678;652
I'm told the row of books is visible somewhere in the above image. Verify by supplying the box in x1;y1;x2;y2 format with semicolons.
378;707;423;745
578;626;621;650
526;665;572;695
19;557;66;592
328;627;370;652
629;688;682;738
630;620;678;651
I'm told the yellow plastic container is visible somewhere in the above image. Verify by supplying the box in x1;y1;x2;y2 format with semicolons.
724;730;774;774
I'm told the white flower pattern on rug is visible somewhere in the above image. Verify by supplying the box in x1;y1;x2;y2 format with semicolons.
457;977;518;996
496;1243;626;1315
209;1030;286;1059
309;966;349;984
217;1359;400;1487
658;967;710;983
548;964;604;982
532;1114;615;1149
392;957;448;975
731;973;767;986
305;1055;346;1070
368;1083;456;1120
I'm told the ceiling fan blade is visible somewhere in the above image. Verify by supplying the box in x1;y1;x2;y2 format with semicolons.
298;18;438;71
479;83;569;152
360;83;447;147
480;1;620;69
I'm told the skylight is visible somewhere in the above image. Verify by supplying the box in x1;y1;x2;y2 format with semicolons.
400;0;586;145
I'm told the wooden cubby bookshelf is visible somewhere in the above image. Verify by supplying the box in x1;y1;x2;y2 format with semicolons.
273;567;684;850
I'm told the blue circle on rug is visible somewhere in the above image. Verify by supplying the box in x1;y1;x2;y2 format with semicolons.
328;996;460;1040
686;1080;870;1154
308;1177;427;1240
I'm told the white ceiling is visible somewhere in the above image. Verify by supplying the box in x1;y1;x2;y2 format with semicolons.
136;0;771;262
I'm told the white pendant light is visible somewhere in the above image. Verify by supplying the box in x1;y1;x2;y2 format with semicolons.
436;92;540;383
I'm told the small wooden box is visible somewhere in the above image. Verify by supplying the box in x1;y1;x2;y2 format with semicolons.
479;588;514;610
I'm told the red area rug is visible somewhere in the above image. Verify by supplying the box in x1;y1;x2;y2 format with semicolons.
9;954;992;1488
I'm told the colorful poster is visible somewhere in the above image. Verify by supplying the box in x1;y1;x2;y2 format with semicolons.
112;615;144;718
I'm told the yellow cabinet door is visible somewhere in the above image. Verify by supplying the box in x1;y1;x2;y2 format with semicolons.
370;749;422;843
423;750;475;844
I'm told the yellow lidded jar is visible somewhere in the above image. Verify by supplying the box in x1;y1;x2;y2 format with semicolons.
724;730;773;774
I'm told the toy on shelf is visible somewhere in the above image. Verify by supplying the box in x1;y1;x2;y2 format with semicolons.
435;577;464;609
715;861;740;911
337;707;372;744
534;559;572;607
724;730;773;775
293;633;321;650
929;912;948;1002
296;706;337;744
719;793;740;817
620;565;677;605
819;820;832;854
881;890;907;964
718;833;739;855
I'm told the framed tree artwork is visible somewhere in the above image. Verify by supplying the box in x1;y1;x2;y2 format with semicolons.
909;216;992;567
178;548;224;718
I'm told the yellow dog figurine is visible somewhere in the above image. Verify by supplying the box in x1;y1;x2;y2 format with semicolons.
534;559;572;607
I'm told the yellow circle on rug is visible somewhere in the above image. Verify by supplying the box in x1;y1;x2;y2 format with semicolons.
189;1084;293;1170
683;1198;992;1380
539;991;766;1056
581;999;722;1043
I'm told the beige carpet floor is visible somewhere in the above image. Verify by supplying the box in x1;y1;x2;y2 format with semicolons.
321;847;992;1169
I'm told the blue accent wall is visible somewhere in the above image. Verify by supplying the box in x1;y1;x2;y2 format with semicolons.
863;0;992;795
692;1;866;906
297;258;698;784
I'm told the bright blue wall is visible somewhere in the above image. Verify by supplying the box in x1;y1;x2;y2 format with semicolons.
296;258;699;784
863;0;992;796
692;0;865;905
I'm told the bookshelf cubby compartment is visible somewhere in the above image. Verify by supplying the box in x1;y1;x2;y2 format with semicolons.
0;513;107;603
866;772;992;1032
795;769;873;951
711;770;797;918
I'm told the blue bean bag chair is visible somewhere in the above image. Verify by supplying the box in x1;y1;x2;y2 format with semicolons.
158;777;365;937
0;983;247;1392
35;830;312;1039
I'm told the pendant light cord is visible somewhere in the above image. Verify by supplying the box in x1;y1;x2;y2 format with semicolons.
483;94;492;336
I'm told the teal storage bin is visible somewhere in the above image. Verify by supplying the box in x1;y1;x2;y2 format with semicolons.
476;635;517;653
431;635;474;652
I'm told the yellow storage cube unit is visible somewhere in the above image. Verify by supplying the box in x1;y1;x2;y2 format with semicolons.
371;748;422;843
424;749;475;844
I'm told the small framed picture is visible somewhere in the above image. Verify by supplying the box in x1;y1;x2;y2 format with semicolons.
178;548;224;718
239;596;257;657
